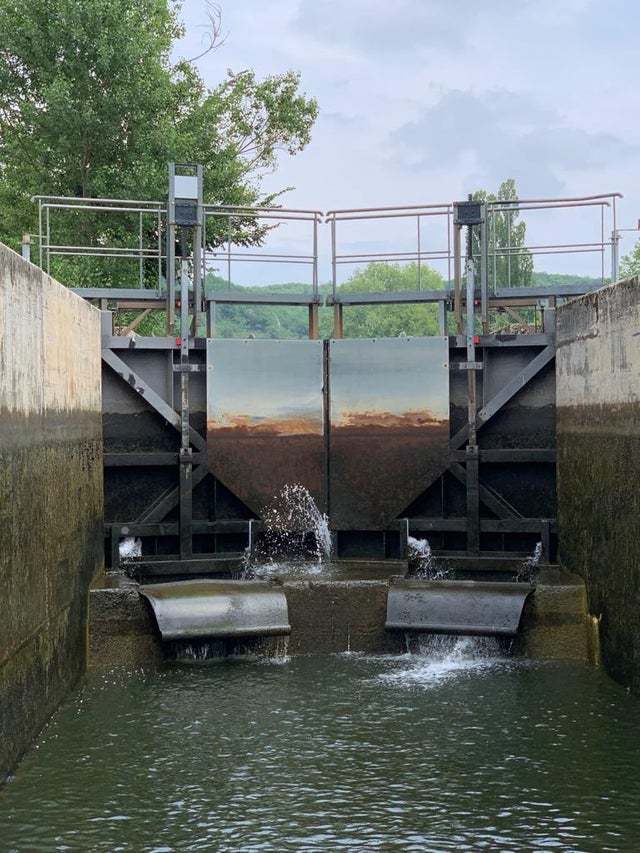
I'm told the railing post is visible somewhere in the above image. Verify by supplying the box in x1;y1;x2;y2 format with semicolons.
611;229;620;283
333;303;343;339
308;303;319;339
453;224;462;334
21;234;31;262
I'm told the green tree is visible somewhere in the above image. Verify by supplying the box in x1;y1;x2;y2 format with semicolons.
335;262;445;338
619;239;640;279
472;178;533;289
0;0;317;280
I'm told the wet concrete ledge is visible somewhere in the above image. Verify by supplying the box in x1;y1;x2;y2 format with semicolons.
89;569;590;667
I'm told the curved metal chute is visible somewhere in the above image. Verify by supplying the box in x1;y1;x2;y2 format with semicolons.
139;579;290;641
386;580;533;637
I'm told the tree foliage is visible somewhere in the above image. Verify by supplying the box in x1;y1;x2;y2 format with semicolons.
619;239;640;280
472;178;533;288
336;262;445;338
0;0;318;266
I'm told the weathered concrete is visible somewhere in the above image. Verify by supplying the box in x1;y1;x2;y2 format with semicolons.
556;277;640;689
89;570;588;666
0;243;103;781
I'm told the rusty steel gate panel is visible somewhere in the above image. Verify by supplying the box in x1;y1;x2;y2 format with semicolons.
207;339;325;515
329;337;450;530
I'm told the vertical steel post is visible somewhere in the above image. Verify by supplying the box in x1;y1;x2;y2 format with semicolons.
453;224;462;334
138;211;144;288
179;254;193;559
437;299;447;335
465;223;480;554
227;216;232;289
506;208;511;287
169;162;204;560
399;518;409;560
192;164;204;336
21;234;31;262
480;205;489;333
308;303;319;339
446;207;452;286
312;216;319;298
611;230;620;283
207;300;216;338
157;210;163;292
167;164;176;334
601;205;605;285
45;205;50;274
330;217;337;299
38;200;43;269
333;303;344;339
416;214;421;290
612;195;619;283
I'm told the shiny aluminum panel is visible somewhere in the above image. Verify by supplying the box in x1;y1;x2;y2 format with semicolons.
207;339;325;516
329;337;449;530
140;579;290;640
385;580;533;637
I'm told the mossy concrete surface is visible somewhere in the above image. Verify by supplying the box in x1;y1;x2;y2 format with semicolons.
0;243;103;781
557;277;640;690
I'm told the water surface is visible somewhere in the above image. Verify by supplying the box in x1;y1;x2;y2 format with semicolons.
1;645;639;851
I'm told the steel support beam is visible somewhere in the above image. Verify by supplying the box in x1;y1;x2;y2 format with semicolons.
450;344;555;450
105;452;207;466
136;465;209;523
101;348;205;451
449;463;521;520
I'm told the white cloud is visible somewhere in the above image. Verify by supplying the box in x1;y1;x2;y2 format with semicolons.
174;0;640;279
391;89;638;196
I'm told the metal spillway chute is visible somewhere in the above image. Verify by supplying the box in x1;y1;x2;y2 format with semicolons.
386;580;533;637
139;580;290;641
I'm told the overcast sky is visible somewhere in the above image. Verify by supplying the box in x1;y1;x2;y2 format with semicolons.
176;0;640;284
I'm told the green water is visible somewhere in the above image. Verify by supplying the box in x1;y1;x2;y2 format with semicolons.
1;645;639;852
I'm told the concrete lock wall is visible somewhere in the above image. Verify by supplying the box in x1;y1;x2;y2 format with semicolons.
556;277;640;690
0;243;104;781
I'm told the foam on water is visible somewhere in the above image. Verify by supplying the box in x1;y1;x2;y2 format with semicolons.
377;634;506;687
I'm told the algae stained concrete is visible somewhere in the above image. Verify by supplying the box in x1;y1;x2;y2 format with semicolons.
0;243;103;781
556;277;640;690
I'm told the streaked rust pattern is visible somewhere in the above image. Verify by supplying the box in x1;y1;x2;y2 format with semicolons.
206;340;325;516
329;338;449;530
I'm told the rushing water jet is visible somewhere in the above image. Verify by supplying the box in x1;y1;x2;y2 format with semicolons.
244;483;331;576
407;535;449;580
517;540;543;583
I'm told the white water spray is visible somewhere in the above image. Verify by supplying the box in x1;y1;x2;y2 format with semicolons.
517;540;543;583
379;633;506;686
244;484;331;576
119;536;141;561
407;536;449;580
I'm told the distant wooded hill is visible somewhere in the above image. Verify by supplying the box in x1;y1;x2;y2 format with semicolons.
203;267;605;339
118;264;606;337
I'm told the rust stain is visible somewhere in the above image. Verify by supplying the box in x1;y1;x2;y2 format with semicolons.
208;432;326;515
333;409;447;430
330;420;450;530
208;414;323;436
